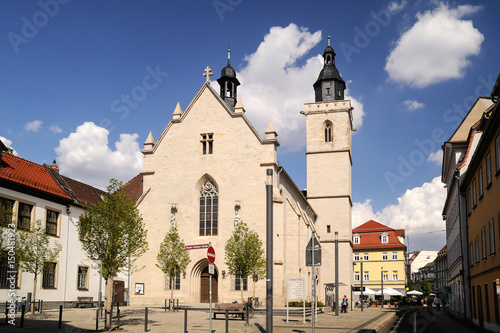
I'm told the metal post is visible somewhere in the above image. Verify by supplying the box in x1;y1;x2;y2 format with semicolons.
360;261;364;311
165;299;167;312
266;169;273;333
225;309;229;333
96;309;99;332
184;309;188;333
381;267;384;308
58;305;63;329
20;304;25;328
246;297;250;326
98;261;102;319
117;302;120;328
335;231;339;316
40;299;43;314
312;233;315;333
209;260;213;333
144;307;148;332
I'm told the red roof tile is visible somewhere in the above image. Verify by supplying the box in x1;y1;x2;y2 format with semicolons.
0;152;72;200
123;173;143;202
61;176;106;206
353;220;406;250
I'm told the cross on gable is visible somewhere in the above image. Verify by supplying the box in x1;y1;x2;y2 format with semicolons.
203;66;213;82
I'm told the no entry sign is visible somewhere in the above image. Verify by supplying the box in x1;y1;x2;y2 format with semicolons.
207;246;215;264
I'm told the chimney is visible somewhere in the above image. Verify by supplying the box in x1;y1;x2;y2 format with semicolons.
50;160;59;173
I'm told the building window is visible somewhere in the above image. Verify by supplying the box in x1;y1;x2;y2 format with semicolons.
42;262;57;288
326;225;331;233
46;210;59;236
0;198;14;227
17;202;33;230
324;123;332;142
381;234;388;243
481;227;486;260
382;252;388;261
470;241;474;266
353;236;360;244
165;274;181;290
475;237;479;264
336;88;341;97
201;133;214;155
478;166;484;199
0;250;18;288
235;275;247;291
486;151;492;187
354;272;360;282
383;271;389;281
489;219;495;255
363;253;369;261
354;253;360;261
199;180;218;236
496;133;500;174
467;189;471;215
77;266;88;290
472;179;477;208
363;271;369;281
392;271;398;281
392;252;398;260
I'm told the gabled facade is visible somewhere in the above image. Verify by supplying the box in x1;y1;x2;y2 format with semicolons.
459;74;500;330
352;220;406;295
434;245;448;298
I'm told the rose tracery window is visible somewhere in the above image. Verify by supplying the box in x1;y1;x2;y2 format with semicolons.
199;180;218;236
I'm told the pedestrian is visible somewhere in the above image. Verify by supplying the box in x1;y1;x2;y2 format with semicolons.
341;295;348;313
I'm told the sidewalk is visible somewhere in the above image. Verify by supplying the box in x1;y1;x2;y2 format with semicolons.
0;304;395;332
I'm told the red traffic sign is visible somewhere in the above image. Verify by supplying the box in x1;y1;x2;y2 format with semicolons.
207;246;215;264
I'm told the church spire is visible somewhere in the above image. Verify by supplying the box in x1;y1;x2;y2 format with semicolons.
313;36;345;102
217;44;240;110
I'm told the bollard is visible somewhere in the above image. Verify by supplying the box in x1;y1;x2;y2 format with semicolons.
177;299;179;311
225;309;229;333
5;301;8;325
144;307;148;332
117;302;120;328
245;298;250;326
95;309;99;332
58;305;63;329
184;309;188;333
104;310;107;328
165;299;167;312
40;299;43;314
20;304;25;328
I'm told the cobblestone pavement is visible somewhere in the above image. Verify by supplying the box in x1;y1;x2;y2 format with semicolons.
0;305;394;332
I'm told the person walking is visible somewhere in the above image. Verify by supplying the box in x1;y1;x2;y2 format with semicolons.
341;296;348;313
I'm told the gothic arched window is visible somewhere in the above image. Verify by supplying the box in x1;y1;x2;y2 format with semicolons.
324;122;333;142
200;180;218;236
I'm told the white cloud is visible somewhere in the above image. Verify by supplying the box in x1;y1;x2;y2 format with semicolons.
49;125;63;133
0;136;18;155
353;176;446;251
403;99;424;111
25;120;43;132
427;149;443;166
55;122;143;189
228;23;365;151
385;3;484;88
388;0;408;14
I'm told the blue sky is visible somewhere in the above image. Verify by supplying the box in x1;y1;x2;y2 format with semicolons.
1;0;498;252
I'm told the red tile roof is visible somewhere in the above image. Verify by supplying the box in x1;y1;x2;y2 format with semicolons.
60;176;106;206
0;152;72;200
123;173;143;202
353;220;406;250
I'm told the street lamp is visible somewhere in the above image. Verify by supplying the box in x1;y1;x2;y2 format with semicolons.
381;267;384;309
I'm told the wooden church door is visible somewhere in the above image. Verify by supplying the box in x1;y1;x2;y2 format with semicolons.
200;266;218;303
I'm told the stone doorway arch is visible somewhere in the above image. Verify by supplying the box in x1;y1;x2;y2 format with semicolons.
191;259;218;303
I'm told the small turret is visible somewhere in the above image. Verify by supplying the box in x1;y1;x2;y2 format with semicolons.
313;36;346;102
217;47;240;110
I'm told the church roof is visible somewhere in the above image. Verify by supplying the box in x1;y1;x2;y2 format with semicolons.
123;173;144;202
0;151;72;201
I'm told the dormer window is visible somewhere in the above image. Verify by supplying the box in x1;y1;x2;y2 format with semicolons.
353;235;360;244
381;233;388;244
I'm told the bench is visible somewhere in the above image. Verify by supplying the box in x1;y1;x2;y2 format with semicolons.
212;303;245;319
76;296;95;308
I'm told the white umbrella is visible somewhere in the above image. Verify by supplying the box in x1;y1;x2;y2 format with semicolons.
353;287;376;295
407;290;423;296
375;288;402;296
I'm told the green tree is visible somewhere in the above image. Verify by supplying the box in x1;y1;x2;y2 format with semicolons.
156;226;191;309
16;219;62;314
224;221;266;301
79;179;148;320
419;279;433;296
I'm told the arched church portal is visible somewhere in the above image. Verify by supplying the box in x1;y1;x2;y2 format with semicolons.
191;259;218;303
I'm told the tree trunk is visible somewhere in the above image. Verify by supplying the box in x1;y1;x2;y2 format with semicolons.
31;274;37;315
170;277;174;312
253;278;256;301
105;277;114;330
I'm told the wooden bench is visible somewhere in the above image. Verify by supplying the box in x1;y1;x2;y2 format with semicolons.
76;296;95;308
212;303;245;319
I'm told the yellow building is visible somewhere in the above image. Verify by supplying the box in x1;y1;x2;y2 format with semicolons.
352;220;406;300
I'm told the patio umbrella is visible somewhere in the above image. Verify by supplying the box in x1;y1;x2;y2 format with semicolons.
407;290;423;296
353;287;376;295
375;288;403;296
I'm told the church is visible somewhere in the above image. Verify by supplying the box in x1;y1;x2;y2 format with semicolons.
128;38;354;307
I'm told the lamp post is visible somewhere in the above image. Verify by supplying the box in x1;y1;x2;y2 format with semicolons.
266;169;273;333
381;267;384;309
360;260;364;312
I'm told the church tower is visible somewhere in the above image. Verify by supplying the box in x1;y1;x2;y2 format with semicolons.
217;48;240;110
302;36;354;300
